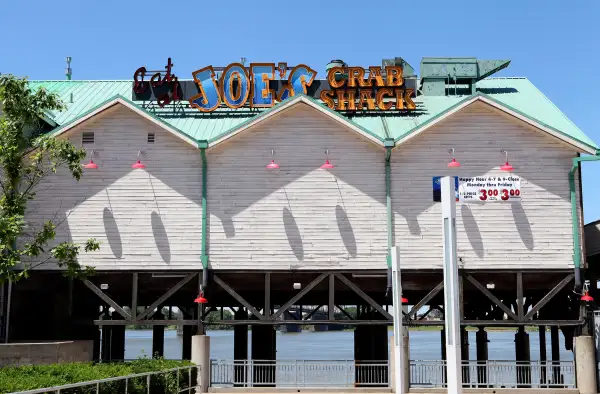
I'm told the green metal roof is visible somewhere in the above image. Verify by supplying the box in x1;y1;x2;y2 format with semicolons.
28;78;598;152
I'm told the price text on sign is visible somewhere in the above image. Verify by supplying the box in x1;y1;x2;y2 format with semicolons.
458;176;521;202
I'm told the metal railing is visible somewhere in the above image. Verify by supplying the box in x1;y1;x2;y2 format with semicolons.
10;365;199;394
410;360;575;389
210;359;389;387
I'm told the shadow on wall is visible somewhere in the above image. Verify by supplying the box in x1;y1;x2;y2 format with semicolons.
512;202;534;250
283;207;304;261
461;204;484;258
151;211;171;263
336;204;357;258
103;207;123;259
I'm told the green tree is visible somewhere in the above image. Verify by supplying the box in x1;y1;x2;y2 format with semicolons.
0;74;99;283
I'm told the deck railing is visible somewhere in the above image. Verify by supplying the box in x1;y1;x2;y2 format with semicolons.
210;359;389;387
410;360;576;389
211;359;575;389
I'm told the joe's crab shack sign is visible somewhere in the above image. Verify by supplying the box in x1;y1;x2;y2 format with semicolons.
133;59;416;112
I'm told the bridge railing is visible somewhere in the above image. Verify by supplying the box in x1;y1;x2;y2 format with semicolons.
410;360;576;389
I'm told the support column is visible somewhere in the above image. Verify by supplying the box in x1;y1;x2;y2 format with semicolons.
251;325;275;387
192;335;210;393
575;335;597;394
234;308;248;387
402;331;410;393
390;334;410;393
441;328;447;386
182;325;193;360
111;324;125;361
515;327;531;387
461;327;469;386
551;326;562;386
539;326;547;386
152;312;165;358
100;325;112;361
476;328;488;387
355;308;388;387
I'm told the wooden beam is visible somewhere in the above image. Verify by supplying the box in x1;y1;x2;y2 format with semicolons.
131;273;138;320
329;274;335;320
304;305;324;321
265;273;271;317
466;274;518;321
213;275;266;320
335;273;393;320
137;273;196;320
83;280;131;320
407;281;443;319
336;305;354;320
516;272;524;320
271;273;329;320
95;319;198;326
524;274;574;320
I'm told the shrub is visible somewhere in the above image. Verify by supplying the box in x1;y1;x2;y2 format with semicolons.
0;358;193;394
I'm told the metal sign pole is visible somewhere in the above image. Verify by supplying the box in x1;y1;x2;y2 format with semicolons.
441;176;462;394
391;245;405;393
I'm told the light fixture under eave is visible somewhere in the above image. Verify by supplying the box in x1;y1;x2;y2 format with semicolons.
500;150;514;172
83;160;98;169
194;293;208;304
83;150;98;169
401;296;408;304
321;149;334;169
447;148;460;168
132;151;146;169
581;291;594;302
266;149;279;169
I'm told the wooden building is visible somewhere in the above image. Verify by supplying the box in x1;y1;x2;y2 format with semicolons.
1;57;598;377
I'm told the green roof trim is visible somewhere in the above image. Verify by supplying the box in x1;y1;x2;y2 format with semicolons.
206;93;386;146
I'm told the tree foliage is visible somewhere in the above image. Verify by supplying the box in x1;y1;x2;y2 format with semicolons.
0;74;99;283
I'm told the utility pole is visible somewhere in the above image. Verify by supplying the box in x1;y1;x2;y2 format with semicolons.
391;245;405;393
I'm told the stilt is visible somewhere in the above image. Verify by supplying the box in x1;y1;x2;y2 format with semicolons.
100;325;112;361
476;328;488;387
355;307;388;387
110;324;125;361
461;327;470;387
539;326;547;386
575;335;597;394
551;326;562;386
182;325;193;360
515;327;531;387
152;312;165;358
441;328;447;386
234;308;248;386
251;325;275;387
92;326;101;361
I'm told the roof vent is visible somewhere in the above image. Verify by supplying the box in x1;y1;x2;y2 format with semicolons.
419;57;510;96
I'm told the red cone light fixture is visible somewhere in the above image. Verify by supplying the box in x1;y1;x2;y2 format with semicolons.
132;151;146;169
194;292;208;304
321;149;335;169
266;149;279;169
84;160;98;169
581;291;594;302
500;150;514;172
447;148;460;168
83;150;98;169
401;296;408;304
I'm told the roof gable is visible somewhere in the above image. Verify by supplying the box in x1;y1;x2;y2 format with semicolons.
206;94;386;148
48;95;199;148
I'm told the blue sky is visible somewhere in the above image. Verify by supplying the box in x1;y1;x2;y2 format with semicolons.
1;0;599;221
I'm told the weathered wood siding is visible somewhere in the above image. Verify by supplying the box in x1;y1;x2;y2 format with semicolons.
392;101;581;270
207;103;388;270
25;105;203;270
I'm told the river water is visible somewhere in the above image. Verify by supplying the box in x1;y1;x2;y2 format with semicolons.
124;329;574;361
